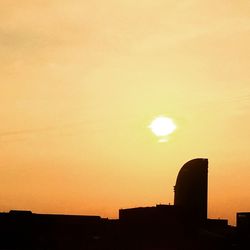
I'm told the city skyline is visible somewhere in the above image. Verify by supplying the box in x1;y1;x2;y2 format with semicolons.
0;159;241;250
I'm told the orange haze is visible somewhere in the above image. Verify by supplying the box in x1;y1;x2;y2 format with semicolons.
1;1;250;225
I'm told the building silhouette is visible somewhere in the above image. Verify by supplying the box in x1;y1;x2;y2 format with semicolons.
174;158;208;224
0;158;248;249
237;212;250;248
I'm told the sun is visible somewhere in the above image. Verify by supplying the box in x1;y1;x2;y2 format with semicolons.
149;116;176;139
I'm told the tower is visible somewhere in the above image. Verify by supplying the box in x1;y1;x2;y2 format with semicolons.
174;158;208;224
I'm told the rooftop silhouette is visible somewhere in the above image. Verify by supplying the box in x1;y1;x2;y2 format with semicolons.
0;158;249;249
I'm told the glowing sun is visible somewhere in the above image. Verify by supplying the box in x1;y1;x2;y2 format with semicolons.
149;116;176;140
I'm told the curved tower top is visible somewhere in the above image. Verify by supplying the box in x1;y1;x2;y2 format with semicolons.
174;158;208;224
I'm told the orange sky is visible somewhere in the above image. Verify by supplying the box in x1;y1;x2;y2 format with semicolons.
1;0;250;225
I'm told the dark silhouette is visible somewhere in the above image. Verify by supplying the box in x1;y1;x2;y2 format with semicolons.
0;158;248;249
237;212;250;248
174;158;208;224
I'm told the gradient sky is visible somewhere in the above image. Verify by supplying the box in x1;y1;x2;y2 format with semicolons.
1;0;250;225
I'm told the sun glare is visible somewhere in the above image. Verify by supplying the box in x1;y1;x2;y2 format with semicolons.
149;116;176;140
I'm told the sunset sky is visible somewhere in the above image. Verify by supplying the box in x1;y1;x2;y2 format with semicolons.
1;1;250;225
